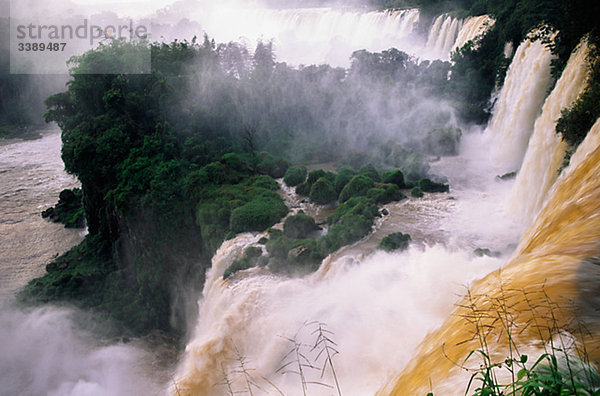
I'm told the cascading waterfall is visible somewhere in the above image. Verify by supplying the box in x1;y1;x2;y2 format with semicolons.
425;14;463;60
380;115;600;395
452;15;494;53
507;39;590;227
174;3;493;66
174;239;503;396
186;7;421;66
167;8;598;396
485;32;555;173
423;14;494;60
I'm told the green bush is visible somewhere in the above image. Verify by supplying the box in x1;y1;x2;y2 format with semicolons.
256;152;290;178
411;187;424;198
379;232;411;252
310;177;338;204
418;178;449;193
222;246;264;279
283;165;308;186
307;169;328;184
368;183;406;204
229;194;288;233
381;169;406;189
283;212;318;239
338;175;375;202
223;257;253;279
42;188;86;228
334;166;357;193
318;214;373;254
358;163;381;182
295;181;311;196
327;196;379;225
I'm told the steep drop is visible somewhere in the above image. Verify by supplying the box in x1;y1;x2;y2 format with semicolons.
486;33;555;173
507;39;590;227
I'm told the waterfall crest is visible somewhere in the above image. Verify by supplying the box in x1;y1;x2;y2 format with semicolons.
452;15;495;53
424;14;493;60
507;39;590;226
189;7;420;66
486;33;555;173
425;14;463;60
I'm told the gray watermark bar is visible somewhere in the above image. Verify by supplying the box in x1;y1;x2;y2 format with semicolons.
10;1;152;74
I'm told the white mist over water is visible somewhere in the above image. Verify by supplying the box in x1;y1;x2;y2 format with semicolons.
0;306;161;396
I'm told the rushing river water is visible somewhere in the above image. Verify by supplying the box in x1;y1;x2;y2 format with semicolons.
0;131;83;301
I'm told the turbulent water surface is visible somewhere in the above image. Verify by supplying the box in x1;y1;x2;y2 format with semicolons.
0;131;82;301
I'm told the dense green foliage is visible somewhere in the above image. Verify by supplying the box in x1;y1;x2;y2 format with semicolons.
24;39;294;335
411;186;425;198
284;212;319;239
284;165;308;186
309;177;338;204
368;183;406;204
418;178;450;193
230;195;289;234
41;188;85;228
339;175;376;203
223;246;265;279
382;169;406;189
378;232;412;251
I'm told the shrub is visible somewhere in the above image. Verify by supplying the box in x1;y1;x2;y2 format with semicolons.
368;183;406;204
379;232;411;252
307;169;328;184
381;169;406;189
411;186;424;198
418;178;449;193
358;163;381;182
310;177;337;204
318;213;372;253
283;212;318;239
334;166;357;193
256;152;290;178
328;196;379;225
222;246;264;279
283;165;307;186
229;194;288;233
295;181;311;196
338;175;375;202
223;257;253;279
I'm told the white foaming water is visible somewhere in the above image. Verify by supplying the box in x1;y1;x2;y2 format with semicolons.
507;39;590;227
425;14;464;60
174;244;502;395
422;14;494;60
485;34;555;173
174;123;523;396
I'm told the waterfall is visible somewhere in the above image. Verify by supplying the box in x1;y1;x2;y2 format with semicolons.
186;7;420;67
507;40;590;227
380;116;600;395
485;33;555;173
423;14;494;60
452;15;494;53
425;14;463;60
